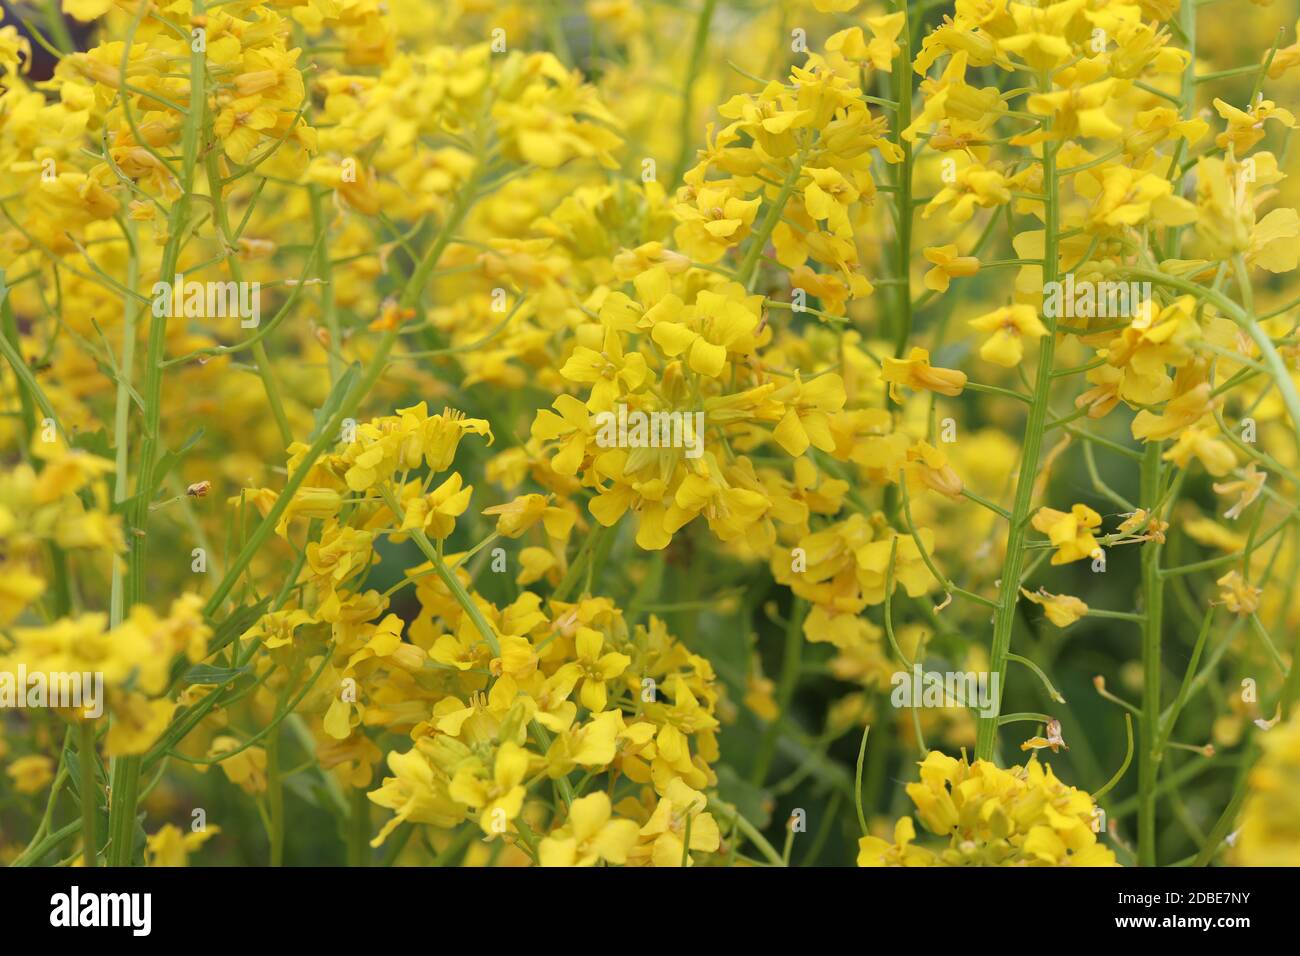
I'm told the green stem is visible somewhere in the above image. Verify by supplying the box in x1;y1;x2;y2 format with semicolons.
891;0;913;357
738;156;804;289
1138;442;1165;867
205;149;292;445
108;0;208;867
266;728;284;866
669;0;717;186
348;787;369;866
79;722;98;867
975;97;1060;764
750;598;806;786
40;0;75;54
710;798;785;867
202;171;481;617
110;222;139;626
310;187;342;384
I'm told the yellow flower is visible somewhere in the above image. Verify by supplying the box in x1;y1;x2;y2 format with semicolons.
572;626;631;712
1162;425;1236;477
922;163;1011;223
968;304;1048;367
1031;503;1103;565
999;0;1085;72
1234;712;1300;865
399;472;473;540
650;285;761;379
367;748;465;848
144;824;221;867
208;736;268;795
0;563;45;625
6;754;54;795
922;244;980;293
1215;570;1262;617
1022;588;1089;628
1214;97;1295;154
857;816;936;867
1132;383;1218;442
482;493;575;540
904;441;963;499
770;372;847;456
1020;718;1069;753
636;777;720;867
892;750;1116;866
1213;464;1266;520
448;741;531;836
880;347;967;401
538;791;639;866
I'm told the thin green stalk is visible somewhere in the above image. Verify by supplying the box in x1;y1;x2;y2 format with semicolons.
349;787;369;866
310;187;342;383
890;0;913;357
205;149;292;445
79;722;98;867
202;171;481;617
1138;442;1165;867
109;1;208;866
266;728;284;866
669;0;717;186
750;598;806;786
975;98;1060;763
110;222;139;626
709;797;785;867
738;156;804;289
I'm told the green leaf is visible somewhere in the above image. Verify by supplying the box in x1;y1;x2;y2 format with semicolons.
148;427;205;501
183;663;252;685
206;596;272;654
310;361;360;441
